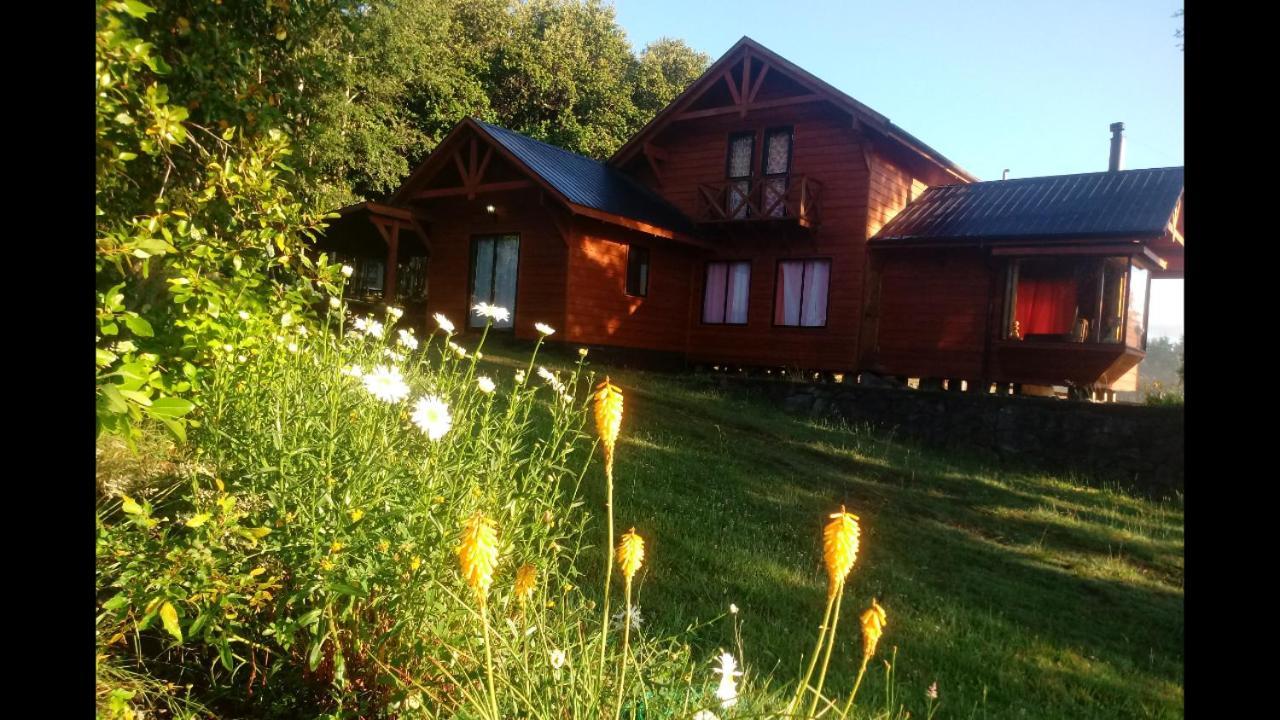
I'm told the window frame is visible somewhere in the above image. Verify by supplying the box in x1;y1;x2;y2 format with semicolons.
771;257;832;329
701;259;752;326
625;243;650;298
467;233;521;330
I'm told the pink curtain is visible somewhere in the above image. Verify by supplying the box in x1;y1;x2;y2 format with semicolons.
801;261;829;326
726;262;751;323
1016;275;1077;335
774;262;804;325
703;263;728;323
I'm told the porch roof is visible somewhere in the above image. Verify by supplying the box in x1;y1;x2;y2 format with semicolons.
871;166;1184;245
471;120;698;238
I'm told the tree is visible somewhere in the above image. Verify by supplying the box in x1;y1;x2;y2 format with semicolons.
630;38;712;125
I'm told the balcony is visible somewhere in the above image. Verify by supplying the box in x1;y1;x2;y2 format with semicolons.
695;174;823;229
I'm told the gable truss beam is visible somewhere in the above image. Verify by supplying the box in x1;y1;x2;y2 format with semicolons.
414;135;521;200
672;93;823;122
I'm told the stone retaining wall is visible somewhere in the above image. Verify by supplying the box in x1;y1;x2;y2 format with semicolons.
718;377;1184;491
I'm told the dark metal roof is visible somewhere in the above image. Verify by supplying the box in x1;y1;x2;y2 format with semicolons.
474;120;698;237
872;166;1184;244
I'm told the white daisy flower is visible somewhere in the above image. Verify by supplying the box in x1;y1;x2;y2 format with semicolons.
238;310;251;321
611;605;644;631
362;365;409;403
397;329;419;350
448;341;467;358
410;395;452;440
353;316;369;332
384;348;406;362
287;342;299;353
237;354;247;363
476;376;496;394
537;366;556;383
730;603;739;615
472;302;511;323
297;325;308;337
388;306;404;320
434;313;455;334
222;344;234;353
550;649;566;669
365;319;385;338
535;322;556;336
281;312;294;327
341;265;354;277
515;369;526;383
341;365;365;379
713;652;742;709
329;296;341;309
693;712;720;720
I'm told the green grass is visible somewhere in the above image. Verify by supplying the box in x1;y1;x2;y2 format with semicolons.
474;337;1183;719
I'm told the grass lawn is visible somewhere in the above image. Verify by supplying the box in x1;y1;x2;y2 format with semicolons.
482;337;1185;719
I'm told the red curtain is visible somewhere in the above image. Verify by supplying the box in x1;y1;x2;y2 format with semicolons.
1016;275;1077;335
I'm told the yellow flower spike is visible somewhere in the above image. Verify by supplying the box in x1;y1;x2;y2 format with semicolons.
514;564;538;604
616;527;645;581
410;556;422;572
860;598;888;660
349;508;364;522
822;505;861;597
457;512;500;605
593;377;624;473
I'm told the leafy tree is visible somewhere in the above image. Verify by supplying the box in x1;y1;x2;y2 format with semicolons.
630;37;712;127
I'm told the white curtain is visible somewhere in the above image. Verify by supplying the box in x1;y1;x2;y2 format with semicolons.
775;261;804;325
775;260;829;326
726;262;751;324
492;237;518;329
703;263;727;323
800;260;829;327
469;238;495;328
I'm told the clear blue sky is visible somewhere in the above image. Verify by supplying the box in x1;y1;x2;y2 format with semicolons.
612;0;1184;338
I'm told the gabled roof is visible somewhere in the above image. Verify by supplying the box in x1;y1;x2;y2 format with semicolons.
871;167;1184;244
473;120;698;238
609;36;977;183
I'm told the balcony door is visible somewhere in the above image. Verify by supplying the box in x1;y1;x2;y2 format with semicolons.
762;127;793;217
470;234;519;329
725;132;754;219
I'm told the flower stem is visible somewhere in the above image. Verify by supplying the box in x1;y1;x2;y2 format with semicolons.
597;455;615;690
808;581;846;717
614;579;633;720
481;602;499;720
789;588;837;716
839;656;870;719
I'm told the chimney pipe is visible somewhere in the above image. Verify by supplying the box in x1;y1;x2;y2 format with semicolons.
1002;169;1010;180
1108;122;1125;172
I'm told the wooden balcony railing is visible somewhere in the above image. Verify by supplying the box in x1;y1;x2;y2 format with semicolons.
695;174;823;229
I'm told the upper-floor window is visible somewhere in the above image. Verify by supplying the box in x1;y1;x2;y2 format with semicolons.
626;244;650;297
762;127;793;217
703;260;751;325
774;259;829;327
725;132;755;219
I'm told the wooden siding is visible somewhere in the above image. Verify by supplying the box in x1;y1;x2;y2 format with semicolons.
869;247;991;380
635;102;873;370
563;217;696;352
414;188;567;341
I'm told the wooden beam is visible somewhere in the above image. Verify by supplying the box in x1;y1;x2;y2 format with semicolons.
384;223;400;303
672;93;824;122
642;142;665;184
566;203;712;249
747;62;770;103
363;202;414;220
740;55;751;118
412;180;533;199
472;146;494;199
722;69;742;106
990;243;1143;257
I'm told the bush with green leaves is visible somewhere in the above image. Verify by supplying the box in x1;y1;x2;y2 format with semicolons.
96;0;341;447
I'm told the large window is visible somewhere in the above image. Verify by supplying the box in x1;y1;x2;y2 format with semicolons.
1004;256;1150;346
470;234;519;329
774;259;830;327
626;244;650;297
703;260;751;325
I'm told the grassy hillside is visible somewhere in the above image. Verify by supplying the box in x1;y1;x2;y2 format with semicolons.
488;338;1184;719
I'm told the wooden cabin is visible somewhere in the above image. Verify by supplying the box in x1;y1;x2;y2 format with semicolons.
317;37;1184;398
